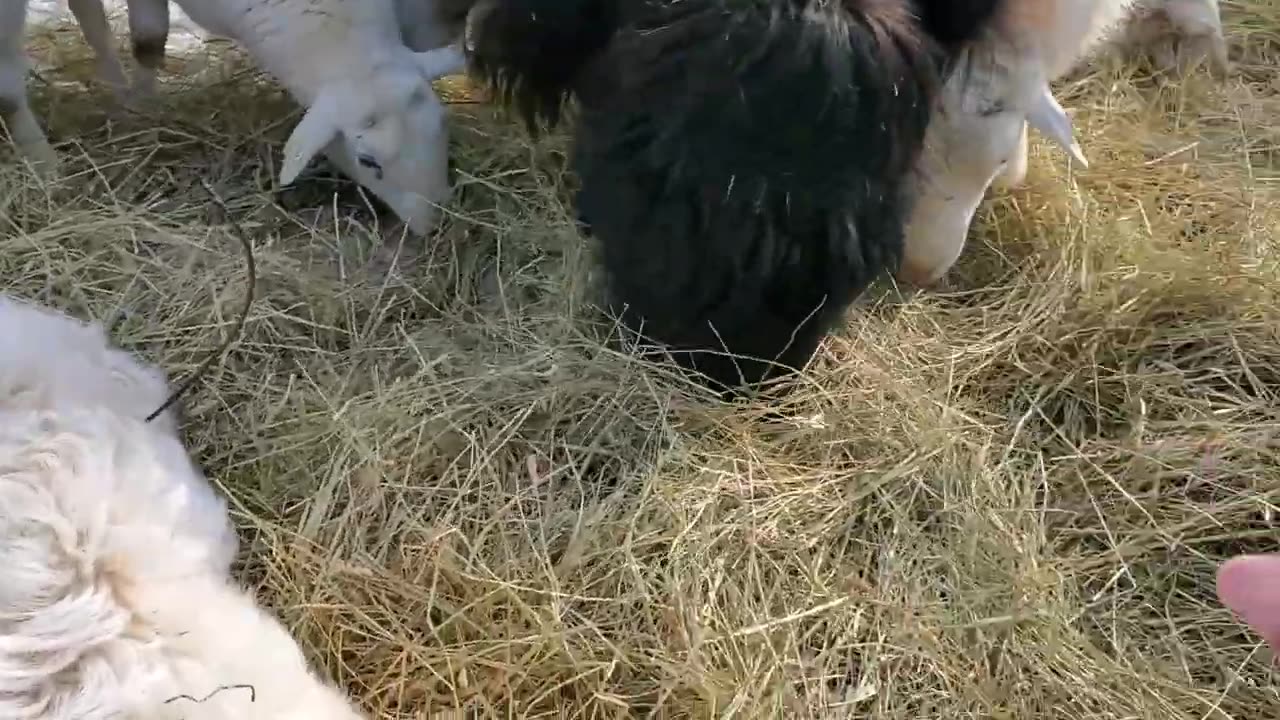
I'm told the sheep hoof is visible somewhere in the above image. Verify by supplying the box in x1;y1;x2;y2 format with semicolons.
128;70;160;102
94;59;130;94
113;88;156;117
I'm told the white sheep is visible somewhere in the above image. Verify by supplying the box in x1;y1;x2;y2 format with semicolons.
163;0;467;237
990;0;1228;191
0;295;366;720
897;0;1229;287
0;0;466;237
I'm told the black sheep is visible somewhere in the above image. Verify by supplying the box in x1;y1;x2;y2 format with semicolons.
465;0;1002;395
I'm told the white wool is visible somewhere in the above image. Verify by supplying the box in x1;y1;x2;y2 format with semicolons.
0;408;362;720
0;295;178;433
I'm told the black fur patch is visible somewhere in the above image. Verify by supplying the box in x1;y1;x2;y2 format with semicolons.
467;0;618;132
468;0;1001;395
913;0;1003;49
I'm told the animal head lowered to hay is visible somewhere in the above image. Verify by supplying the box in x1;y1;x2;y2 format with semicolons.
898;0;1229;287
459;0;1004;395
279;44;468;237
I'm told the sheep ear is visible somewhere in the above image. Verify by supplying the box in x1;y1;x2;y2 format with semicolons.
413;44;467;80
280;90;343;186
1027;85;1088;169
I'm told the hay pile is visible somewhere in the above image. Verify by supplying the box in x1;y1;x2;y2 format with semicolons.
3;3;1279;717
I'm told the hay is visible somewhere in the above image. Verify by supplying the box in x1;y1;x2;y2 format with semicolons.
3;2;1279;717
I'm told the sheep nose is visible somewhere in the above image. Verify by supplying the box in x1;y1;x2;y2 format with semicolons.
357;153;384;180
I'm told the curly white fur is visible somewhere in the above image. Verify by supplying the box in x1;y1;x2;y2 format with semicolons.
0;296;365;720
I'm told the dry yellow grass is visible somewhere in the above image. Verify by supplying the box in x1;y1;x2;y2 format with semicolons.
3;2;1280;717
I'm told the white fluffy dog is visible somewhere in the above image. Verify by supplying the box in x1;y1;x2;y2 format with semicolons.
0;294;178;431
0;295;365;720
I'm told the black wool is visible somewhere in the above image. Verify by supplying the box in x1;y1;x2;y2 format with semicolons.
467;0;1002;395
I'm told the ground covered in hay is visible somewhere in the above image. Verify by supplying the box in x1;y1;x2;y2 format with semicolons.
4;2;1280;718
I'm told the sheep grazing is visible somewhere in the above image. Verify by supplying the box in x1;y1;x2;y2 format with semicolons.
0;0;465;239
0;295;366;720
461;0;1007;394
991;0;1228;191
897;0;1229;287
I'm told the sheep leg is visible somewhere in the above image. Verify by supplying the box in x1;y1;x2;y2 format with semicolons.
0;0;57;177
66;0;129;91
125;0;169;98
0;87;58;177
1127;0;1229;78
1164;0;1228;77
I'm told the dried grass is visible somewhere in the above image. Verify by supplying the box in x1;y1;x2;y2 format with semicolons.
3;1;1280;717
